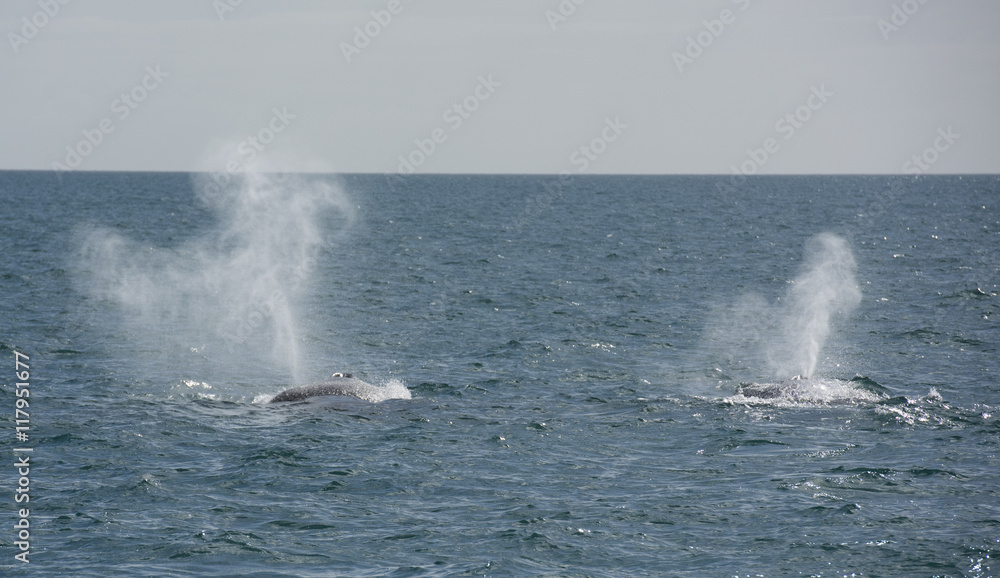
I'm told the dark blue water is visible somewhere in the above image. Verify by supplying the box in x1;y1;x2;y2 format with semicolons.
1;172;998;576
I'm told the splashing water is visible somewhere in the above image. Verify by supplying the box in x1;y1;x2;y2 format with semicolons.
74;172;354;384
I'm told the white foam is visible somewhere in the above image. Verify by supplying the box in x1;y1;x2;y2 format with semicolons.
370;378;412;402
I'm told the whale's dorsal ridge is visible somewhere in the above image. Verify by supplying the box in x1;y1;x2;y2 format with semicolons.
270;373;370;403
737;376;808;399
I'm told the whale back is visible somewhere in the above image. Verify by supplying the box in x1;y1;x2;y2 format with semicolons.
270;375;375;403
735;375;888;404
736;375;812;400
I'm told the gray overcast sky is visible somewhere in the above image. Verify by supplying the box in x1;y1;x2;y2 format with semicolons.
2;0;998;174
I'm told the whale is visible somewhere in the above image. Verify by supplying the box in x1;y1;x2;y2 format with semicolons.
736;375;809;399
735;375;889;403
270;373;377;403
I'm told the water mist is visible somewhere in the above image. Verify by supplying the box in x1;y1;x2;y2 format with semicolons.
772;232;862;379
75;172;354;386
703;232;861;384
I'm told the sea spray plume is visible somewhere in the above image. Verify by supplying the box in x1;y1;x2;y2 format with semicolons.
701;292;776;377
771;233;861;378
699;232;861;387
75;172;354;384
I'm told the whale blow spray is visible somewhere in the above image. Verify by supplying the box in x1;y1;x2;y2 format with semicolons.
772;232;861;378
75;172;353;384
703;232;861;384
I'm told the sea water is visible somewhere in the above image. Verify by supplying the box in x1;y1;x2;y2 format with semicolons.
1;172;997;576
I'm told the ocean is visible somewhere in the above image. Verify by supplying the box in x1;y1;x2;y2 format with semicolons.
1;171;997;576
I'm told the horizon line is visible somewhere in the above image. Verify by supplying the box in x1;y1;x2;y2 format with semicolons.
1;169;997;177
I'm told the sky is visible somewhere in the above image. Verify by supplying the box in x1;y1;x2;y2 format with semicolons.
1;0;998;174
